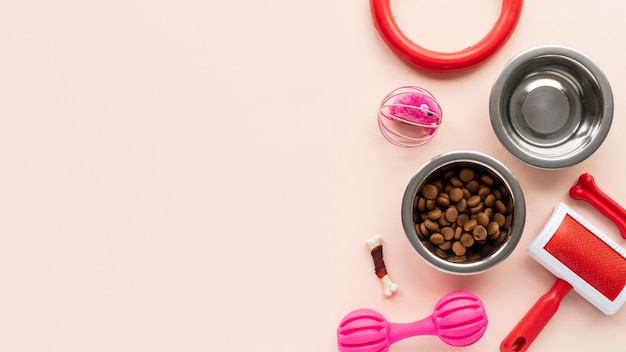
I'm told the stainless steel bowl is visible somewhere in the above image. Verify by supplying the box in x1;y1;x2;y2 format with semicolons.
490;46;613;169
401;151;526;275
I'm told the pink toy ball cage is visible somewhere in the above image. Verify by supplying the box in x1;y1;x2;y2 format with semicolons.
378;86;443;147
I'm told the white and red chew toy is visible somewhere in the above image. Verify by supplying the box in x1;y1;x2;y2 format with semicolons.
365;234;398;298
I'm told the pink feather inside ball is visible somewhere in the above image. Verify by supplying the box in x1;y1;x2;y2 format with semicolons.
388;92;441;135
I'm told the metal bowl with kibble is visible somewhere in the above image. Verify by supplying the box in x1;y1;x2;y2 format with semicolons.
401;151;526;275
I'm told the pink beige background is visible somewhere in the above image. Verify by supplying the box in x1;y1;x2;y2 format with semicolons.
1;1;625;351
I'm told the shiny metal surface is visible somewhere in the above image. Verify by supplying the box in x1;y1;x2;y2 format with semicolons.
490;46;613;169
401;151;526;275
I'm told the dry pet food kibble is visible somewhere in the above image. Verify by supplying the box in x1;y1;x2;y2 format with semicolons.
413;166;514;263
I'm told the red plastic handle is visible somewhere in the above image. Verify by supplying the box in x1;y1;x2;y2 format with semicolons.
500;279;572;352
370;0;523;72
570;173;626;239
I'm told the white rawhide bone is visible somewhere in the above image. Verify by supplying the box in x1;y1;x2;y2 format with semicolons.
366;234;398;298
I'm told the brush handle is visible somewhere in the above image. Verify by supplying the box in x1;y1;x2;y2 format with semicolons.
570;173;626;239
500;279;573;352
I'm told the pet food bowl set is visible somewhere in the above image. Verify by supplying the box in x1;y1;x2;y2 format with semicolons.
396;45;614;273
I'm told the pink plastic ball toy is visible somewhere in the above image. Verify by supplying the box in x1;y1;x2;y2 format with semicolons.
378;86;443;147
337;290;487;351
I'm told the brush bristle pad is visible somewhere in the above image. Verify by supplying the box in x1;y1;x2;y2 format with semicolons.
544;214;626;301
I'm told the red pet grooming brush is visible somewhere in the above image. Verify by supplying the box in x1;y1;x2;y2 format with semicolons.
501;202;626;352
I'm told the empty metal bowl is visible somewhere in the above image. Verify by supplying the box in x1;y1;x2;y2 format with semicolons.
490;45;613;169
401;151;526;275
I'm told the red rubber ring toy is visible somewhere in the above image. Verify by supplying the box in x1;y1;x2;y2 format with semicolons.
371;0;523;73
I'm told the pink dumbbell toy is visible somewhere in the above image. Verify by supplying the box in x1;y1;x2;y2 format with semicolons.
337;291;488;351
